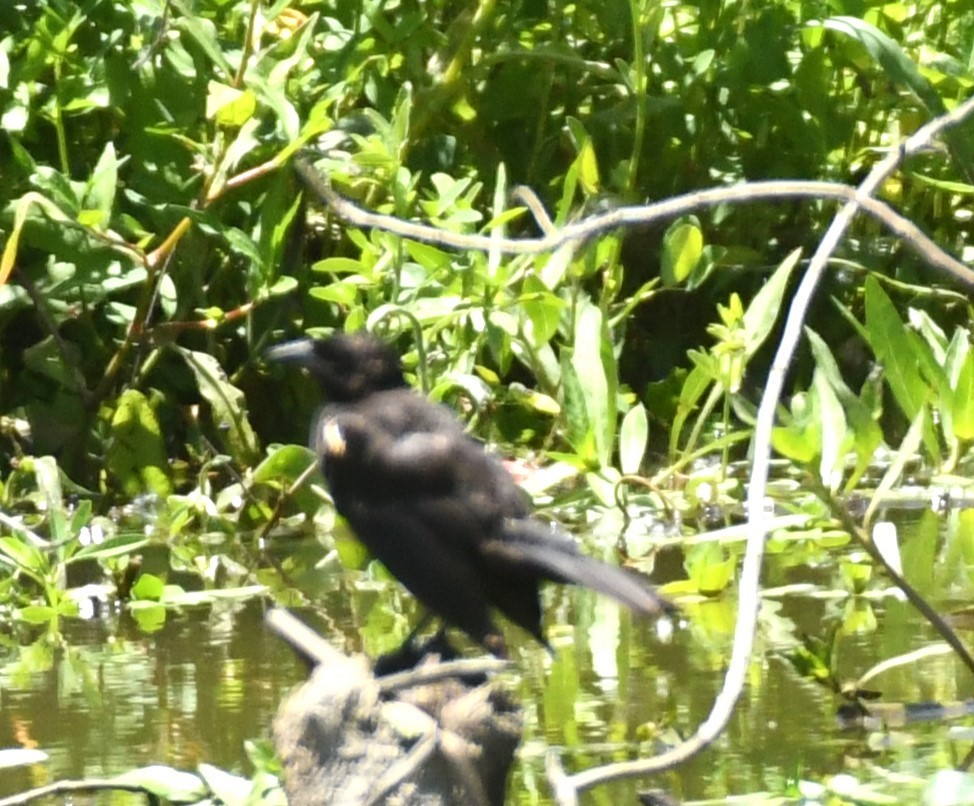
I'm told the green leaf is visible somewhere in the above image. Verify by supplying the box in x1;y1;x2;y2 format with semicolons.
67;499;93;542
660;218;703;286
862;279;919;417
559;351;597;468
106;389;173;498
310;282;360;306
520;274;564;347
17;605;58;624
619;403;648;475
570;302;614;468
576;140;600;195
743;248;800;357
812;367;847;492
772;390;821;465
566;117;599;194
179;349;261;465
83;141;118;229
403;239;450;271
684;543;735;595
952;348;974;441
771;423;821;465
70;532;150;564
805;328;882;489
253;444;317;484
206;81;257;127
129;604;167;633
311;257;367;275
131;573;166;602
0;536;49;577
669;362;713;458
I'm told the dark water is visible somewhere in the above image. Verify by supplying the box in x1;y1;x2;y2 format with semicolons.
0;510;971;804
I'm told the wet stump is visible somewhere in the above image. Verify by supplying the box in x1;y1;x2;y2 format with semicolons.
268;609;521;806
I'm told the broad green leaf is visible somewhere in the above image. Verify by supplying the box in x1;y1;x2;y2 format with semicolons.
771;422;821;465
566;117;600;194
539;242;576;290
684;543;735;595
907;328;950;403
576;140;600;195
805;328;882;489
206;82;256;127
772;390;821;465
743;248;800;357
910;308;949;363
310;282;360;306
899;509;937;595
404;239;450;271
0;537;48;577
129;604;167;633
179;348;261;465
571;302;613;468
812;367;847;492
172;6;234;76
952;348;974;440
559;351;597;468
863;277;927;420
131;573;166;602
67;499;93;539
259;172;306;280
669;362;713;458
619;403;648;475
106;389;173;498
83;141;117;228
864;404;928;528
22;336;82;389
70;533;150;563
311;257;368;275
28;455;64;516
521;274;564;346
660;218;703;286
938;328;969;446
252;445;317;484
17;605;58;624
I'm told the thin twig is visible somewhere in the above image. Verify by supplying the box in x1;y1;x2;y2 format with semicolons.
295;158;974;289
378;657;510;693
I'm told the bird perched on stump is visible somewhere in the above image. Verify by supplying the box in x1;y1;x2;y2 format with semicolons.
267;332;673;656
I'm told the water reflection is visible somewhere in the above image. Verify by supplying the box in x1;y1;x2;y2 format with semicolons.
0;511;971;803
0;600;308;802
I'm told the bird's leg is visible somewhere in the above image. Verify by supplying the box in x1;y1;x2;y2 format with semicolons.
374;615;460;676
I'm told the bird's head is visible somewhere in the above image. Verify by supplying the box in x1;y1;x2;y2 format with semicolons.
266;333;406;402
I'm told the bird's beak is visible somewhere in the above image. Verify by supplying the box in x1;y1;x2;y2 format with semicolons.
265;339;315;367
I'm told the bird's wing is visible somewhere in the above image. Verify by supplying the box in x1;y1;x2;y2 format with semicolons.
324;392;531;516
337;498;501;646
481;520;675;617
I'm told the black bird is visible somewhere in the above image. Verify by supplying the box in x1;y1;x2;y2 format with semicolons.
267;332;673;655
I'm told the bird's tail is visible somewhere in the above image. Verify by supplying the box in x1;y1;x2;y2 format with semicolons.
484;520;675;617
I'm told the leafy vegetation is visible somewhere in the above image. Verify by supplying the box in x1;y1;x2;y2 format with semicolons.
2;0;974;802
